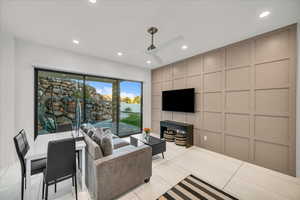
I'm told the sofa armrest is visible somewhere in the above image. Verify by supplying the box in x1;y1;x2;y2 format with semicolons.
94;145;152;200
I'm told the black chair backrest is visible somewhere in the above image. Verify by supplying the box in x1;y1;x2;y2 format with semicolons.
56;123;73;133
13;130;29;175
45;138;76;182
20;129;30;151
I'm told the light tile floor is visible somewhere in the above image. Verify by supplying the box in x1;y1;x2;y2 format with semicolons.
1;134;300;200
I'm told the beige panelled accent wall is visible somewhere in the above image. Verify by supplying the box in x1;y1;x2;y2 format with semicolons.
151;24;297;176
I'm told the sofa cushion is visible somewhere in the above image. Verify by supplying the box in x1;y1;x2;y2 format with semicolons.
91;128;114;156
83;132;104;160
113;144;136;153
91;128;104;146
101;134;113;156
113;138;129;149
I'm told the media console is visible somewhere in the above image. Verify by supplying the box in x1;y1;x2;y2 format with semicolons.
160;120;193;148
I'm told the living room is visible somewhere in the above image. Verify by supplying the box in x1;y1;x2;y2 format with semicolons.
0;0;300;200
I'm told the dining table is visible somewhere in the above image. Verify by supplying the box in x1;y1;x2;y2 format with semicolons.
24;130;86;200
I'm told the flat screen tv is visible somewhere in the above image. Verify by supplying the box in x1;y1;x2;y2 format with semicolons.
162;88;195;113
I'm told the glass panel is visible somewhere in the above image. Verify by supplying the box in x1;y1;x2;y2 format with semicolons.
118;81;142;137
85;77;118;134
35;69;143;137
37;71;84;135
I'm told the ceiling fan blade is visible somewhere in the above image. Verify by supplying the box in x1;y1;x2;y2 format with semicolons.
151;53;163;64
155;35;184;52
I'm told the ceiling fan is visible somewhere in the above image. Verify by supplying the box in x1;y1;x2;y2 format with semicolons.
146;26;184;64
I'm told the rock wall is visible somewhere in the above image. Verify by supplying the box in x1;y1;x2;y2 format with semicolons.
38;76;113;132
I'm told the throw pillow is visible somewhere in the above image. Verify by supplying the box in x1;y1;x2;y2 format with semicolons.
103;128;113;136
81;123;92;133
101;133;113;156
81;123;96;137
91;128;104;146
90;127;114;156
86;126;97;137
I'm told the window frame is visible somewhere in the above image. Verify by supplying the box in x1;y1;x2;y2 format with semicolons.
34;68;143;139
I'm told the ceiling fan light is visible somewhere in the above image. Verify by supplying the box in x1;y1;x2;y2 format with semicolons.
146;60;151;64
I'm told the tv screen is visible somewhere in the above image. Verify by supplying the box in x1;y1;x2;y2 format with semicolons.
162;88;195;113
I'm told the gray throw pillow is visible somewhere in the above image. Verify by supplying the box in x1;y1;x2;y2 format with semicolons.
99;127;118;138
101;133;113;156
91;128;104;146
103;128;113;135
91;127;113;156
87;126;97;137
81;123;94;134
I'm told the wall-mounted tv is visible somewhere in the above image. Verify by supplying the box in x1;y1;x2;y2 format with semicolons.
162;88;195;113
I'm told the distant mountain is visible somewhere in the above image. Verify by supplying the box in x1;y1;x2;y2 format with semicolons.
102;94;112;101
121;96;141;104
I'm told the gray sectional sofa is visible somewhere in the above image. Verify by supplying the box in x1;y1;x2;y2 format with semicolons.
82;128;152;200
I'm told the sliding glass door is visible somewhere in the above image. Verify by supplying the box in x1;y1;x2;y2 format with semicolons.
118;81;142;137
35;69;142;137
84;77;118;134
36;70;84;134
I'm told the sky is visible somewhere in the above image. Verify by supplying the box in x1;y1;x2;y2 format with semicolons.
87;80;141;98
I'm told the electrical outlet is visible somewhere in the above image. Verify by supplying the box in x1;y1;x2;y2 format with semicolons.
204;136;207;141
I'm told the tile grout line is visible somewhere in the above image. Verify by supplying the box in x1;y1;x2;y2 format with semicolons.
222;162;244;190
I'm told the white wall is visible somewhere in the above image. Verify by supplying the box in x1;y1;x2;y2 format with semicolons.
14;39;151;145
0;32;16;170
0;37;151;171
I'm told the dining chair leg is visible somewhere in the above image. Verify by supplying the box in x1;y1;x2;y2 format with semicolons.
45;184;48;200
42;181;45;199
21;175;24;200
77;152;80;170
24;176;26;189
74;174;78;200
54;181;57;193
72;176;74;186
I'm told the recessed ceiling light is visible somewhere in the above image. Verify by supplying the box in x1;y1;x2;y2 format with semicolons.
72;39;79;44
89;0;97;4
259;11;270;18
181;45;188;50
146;60;151;64
117;52;123;56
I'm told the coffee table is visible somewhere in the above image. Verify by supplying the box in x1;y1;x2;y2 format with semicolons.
130;134;166;158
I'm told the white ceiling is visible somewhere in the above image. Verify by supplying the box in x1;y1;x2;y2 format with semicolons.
1;0;300;69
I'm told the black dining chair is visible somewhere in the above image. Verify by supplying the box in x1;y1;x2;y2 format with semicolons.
42;138;78;200
56;123;81;169
13;129;47;200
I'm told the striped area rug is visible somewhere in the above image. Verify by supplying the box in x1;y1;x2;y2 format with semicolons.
158;175;238;200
